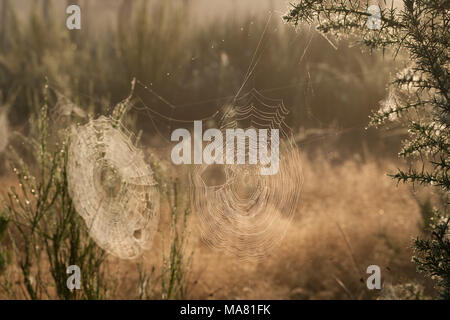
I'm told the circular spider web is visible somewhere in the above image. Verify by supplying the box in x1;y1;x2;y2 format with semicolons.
190;89;303;260
67;116;160;260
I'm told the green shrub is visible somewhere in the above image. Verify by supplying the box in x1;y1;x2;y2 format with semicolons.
1;88;109;299
284;0;449;299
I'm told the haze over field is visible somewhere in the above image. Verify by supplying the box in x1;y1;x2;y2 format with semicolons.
0;0;441;300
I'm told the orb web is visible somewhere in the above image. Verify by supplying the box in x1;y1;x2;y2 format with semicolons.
67;116;160;260
190;89;303;260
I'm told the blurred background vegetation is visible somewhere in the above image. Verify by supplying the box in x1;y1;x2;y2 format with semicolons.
0;0;404;158
0;0;437;300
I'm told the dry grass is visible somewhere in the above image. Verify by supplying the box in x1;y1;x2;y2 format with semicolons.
182;153;425;300
0;0;435;300
63;151;429;300
0;149;432;299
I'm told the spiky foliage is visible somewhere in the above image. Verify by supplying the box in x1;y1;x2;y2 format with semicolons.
135;172;193;300
0;87;109;300
284;0;449;298
413;211;450;299
160;179;192;300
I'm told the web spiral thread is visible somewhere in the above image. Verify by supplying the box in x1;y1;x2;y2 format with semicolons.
67;116;160;260
190;89;303;260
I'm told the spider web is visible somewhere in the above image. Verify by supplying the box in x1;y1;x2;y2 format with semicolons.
135;83;304;260
131;14;303;259
190;89;303;260
63;13;304;260
67;115;160;260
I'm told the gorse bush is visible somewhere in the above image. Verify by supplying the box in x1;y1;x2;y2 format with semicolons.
284;0;449;298
413;211;449;299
